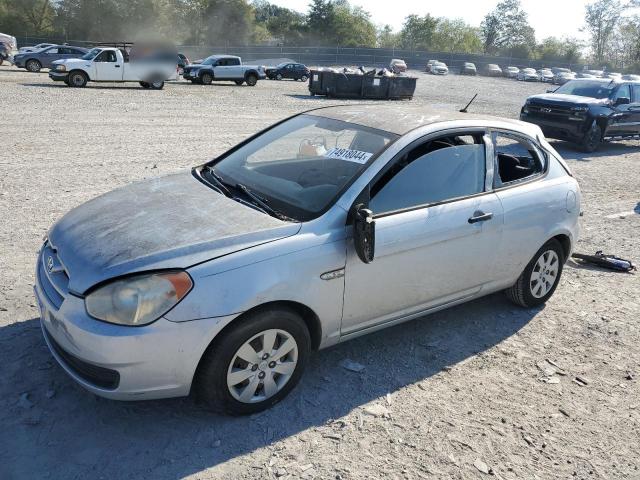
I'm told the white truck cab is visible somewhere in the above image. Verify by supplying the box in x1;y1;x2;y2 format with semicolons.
49;47;177;89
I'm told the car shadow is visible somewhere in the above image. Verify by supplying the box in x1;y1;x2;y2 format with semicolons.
284;93;413;102
20;82;157;91
549;139;640;161
1;293;538;479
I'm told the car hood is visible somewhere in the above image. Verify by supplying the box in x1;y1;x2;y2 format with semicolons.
528;93;610;106
48;172;301;294
52;58;86;66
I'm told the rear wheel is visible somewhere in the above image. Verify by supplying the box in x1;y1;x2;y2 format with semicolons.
580;122;602;153
506;239;564;308
68;71;88;87
26;59;41;73
139;81;150;88
245;73;258;86
201;72;213;85
195;307;310;415
276;73;283;81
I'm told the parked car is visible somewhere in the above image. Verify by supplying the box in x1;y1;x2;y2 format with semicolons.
602;71;622;79
35;104;580;414
581;69;603;78
576;72;596;79
537;69;554;83
177;53;190;75
551;67;571;76
17;42;54;54
553;71;576;85
460;62;477;75
182;55;266;86
266;62;310;81
0;42;8;65
48;47;176;89
504;66;520;78
14;45;88;72
483;64;503;76
425;59;439;72
389;58;407;74
521;78;640;152
429;61;449;75
517;68;538;81
622;74;640;81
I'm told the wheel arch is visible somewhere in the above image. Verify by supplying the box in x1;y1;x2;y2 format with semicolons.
244;69;259;79
68;68;90;81
550;233;571;263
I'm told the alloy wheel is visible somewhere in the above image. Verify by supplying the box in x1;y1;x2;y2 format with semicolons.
529;250;559;298
226;329;298;403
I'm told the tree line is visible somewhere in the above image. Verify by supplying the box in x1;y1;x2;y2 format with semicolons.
1;0;639;68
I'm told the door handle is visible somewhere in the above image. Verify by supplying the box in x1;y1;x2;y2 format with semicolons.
114;65;120;68
468;211;493;224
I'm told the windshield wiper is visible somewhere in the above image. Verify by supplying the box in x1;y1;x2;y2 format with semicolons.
236;183;295;222
203;166;232;197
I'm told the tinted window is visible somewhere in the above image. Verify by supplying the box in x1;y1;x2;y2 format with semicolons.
370;135;486;214
44;48;59;54
613;84;631;101
494;133;544;186
555;80;615;99
632;85;640;102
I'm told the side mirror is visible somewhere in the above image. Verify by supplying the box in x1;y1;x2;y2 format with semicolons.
615;96;630;106
353;205;375;263
546;89;556;93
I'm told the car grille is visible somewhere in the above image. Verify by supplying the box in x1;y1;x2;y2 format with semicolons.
37;242;69;310
527;104;572;118
43;326;120;390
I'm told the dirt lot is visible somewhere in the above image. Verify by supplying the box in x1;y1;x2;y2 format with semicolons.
0;66;638;480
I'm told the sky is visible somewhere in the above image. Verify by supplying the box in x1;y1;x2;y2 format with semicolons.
268;0;602;42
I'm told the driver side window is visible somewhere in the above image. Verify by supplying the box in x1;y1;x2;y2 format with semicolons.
613;84;631;101
370;133;486;214
95;51;116;62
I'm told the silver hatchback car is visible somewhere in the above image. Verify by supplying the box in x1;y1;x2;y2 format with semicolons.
35;105;580;414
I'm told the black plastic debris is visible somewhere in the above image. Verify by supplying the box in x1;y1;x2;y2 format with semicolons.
571;251;636;272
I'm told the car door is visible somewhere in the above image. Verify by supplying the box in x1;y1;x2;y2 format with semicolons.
40;47;60;68
341;130;504;335
285;64;295;79
626;85;640;135
94;50;123;81
607;84;633;136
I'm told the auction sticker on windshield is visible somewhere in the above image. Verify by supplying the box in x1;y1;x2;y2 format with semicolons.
325;147;373;164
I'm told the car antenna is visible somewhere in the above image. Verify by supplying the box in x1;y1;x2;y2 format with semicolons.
460;93;478;113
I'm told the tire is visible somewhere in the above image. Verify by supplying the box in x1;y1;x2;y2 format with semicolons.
139;81;150;88
195;306;311;415
300;74;308;82
26;59;41;73
234;80;244;85
200;72;213;85
68;71;88;88
505;239;564;308
579;122;602;153
276;73;283;81
149;79;164;90
245;73;258;86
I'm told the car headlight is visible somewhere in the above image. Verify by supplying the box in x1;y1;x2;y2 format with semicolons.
85;271;193;326
55;64;66;72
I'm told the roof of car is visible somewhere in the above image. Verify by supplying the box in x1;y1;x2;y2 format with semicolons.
307;105;535;136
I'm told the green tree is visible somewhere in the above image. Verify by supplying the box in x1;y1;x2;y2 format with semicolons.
480;0;536;57
584;0;624;64
536;36;583;64
377;24;400;48
431;18;482;53
306;0;375;47
0;0;56;36
400;14;439;50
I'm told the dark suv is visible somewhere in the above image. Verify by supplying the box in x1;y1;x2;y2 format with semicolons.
520;78;640;152
266;62;310;81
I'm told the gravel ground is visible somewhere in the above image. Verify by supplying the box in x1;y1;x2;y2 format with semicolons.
0;66;638;480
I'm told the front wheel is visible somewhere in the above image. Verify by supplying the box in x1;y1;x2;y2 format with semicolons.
245;73;258;86
195;307;310;415
139;81;150;88
506;239;564;308
68;71;88;87
26;59;41;73
234;80;244;85
149;79;164;90
579;122;602;153
200;72;213;85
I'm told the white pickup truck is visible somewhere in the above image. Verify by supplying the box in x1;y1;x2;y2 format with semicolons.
48;47;177;89
182;55;266;86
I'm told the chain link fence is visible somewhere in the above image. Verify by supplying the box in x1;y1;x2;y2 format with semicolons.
14;35;589;72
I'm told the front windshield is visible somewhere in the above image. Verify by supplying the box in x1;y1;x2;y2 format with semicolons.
202;56;217;65
555;80;615;99
81;48;101;60
206;114;397;221
276;62;289;68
